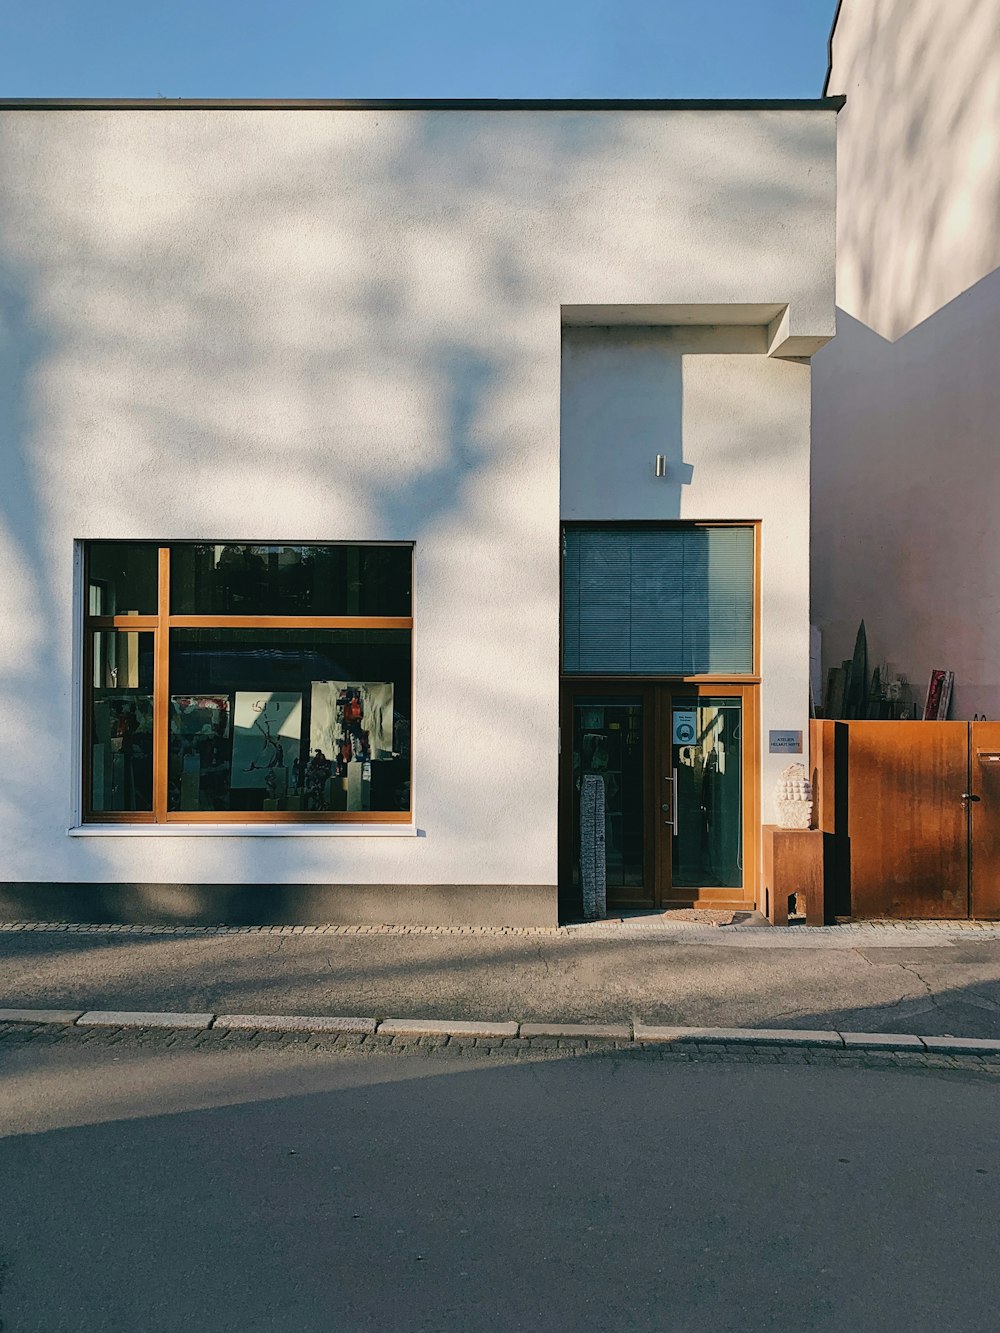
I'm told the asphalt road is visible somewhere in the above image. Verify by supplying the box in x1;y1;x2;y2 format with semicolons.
1;1036;999;1332
4;926;1000;1035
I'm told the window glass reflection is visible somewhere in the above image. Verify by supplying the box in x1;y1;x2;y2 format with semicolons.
170;544;412;616
572;698;646;903
167;629;411;813
89;630;154;812
87;543;158;616
671;697;743;889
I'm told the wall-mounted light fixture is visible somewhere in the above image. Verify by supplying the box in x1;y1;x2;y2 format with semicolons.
654;455;666;478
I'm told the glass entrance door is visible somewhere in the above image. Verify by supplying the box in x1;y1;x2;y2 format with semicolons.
662;694;744;900
562;683;755;915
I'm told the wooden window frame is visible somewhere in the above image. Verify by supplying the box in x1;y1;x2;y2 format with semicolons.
82;543;414;825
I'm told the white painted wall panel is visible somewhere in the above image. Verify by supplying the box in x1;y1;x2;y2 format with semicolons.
0;108;835;885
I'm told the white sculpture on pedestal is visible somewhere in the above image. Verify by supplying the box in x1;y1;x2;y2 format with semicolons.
775;763;813;829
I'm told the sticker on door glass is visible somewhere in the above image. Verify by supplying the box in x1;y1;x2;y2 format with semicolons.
673;710;698;744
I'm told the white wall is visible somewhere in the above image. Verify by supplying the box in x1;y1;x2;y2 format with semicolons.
0;106;835;888
562;325;812;819
812;0;1000;716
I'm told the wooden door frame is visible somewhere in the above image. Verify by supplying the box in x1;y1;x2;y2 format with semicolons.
559;680;760;917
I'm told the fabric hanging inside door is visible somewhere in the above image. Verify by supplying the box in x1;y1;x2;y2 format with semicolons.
579;773;607;920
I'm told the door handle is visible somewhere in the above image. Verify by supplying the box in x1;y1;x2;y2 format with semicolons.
663;768;679;832
962;793;982;803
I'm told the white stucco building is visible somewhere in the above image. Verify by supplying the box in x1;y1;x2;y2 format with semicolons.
813;0;1000;720
0;98;839;925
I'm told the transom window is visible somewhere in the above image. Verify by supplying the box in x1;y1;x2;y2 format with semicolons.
562;523;756;677
84;542;413;824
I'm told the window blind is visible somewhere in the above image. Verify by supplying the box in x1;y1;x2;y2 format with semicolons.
562;526;754;675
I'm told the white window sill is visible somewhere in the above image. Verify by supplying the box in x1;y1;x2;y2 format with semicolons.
68;823;421;838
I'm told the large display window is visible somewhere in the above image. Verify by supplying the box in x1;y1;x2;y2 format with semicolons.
83;543;413;824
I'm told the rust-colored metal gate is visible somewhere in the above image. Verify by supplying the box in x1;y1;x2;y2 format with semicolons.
970;722;1000;918
811;721;1000;920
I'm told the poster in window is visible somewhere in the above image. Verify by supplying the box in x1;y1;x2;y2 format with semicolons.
230;692;303;791
310;681;394;770
309;682;394;812
170;695;231;742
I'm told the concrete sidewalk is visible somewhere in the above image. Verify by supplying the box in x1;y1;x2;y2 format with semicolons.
4;919;1000;1038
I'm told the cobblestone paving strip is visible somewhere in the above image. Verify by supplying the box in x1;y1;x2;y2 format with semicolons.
5;918;1000;943
2;1020;1000;1075
0;921;562;937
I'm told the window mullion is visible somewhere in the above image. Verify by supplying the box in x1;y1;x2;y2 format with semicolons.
153;546;171;823
82;621;94;821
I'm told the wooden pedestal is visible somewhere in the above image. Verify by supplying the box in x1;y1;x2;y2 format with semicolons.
760;826;827;927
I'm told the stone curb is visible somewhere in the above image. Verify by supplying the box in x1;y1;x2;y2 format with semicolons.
520;1022;631;1040
920;1035;1000;1053
841;1031;925;1049
0;1008;84;1025
633;1023;843;1046
2;1008;1000;1054
214;1014;377;1034
77;1010;215;1029
378;1018;519;1039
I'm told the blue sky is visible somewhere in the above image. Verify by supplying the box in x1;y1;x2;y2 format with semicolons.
0;0;838;100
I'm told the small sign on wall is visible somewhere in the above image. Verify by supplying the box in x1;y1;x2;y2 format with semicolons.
769;730;803;754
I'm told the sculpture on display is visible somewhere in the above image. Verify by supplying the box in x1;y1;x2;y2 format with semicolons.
579;773;607;920
775;763;813;829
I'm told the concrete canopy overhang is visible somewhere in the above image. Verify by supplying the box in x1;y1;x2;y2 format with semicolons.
561;303;832;360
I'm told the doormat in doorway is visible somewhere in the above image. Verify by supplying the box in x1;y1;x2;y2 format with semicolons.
602;909;760;928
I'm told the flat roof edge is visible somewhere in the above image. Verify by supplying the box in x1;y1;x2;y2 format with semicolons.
0;96;847;112
823;0;845;97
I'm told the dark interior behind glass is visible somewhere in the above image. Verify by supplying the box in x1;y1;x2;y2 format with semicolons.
170;544;412;616
167;629;411;813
